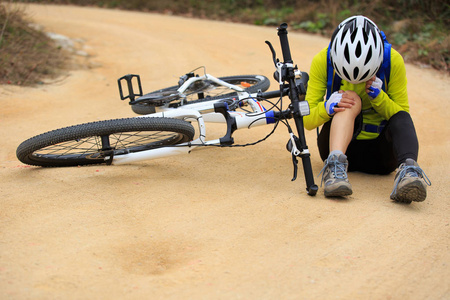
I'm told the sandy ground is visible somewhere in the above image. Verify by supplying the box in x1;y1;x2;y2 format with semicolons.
1;4;449;299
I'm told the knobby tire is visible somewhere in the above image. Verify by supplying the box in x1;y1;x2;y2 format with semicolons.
16;117;195;167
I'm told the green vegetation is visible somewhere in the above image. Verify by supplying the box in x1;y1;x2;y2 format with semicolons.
1;0;448;85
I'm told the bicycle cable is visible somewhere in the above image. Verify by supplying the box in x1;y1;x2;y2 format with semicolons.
139;85;297;150
188;88;294;148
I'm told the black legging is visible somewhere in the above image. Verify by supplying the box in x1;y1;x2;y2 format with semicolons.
317;111;419;174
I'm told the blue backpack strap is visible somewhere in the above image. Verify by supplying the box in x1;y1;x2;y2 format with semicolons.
326;44;342;100
377;31;391;92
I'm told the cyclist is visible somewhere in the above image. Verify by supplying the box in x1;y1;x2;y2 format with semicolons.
304;15;431;203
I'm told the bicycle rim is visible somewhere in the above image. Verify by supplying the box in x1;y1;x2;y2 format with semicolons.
16;117;195;167
131;75;270;115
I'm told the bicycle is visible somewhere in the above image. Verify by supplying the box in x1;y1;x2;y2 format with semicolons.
16;23;319;196
124;70;271;115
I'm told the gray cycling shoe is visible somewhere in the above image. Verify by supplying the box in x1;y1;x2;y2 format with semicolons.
319;154;353;197
390;158;431;204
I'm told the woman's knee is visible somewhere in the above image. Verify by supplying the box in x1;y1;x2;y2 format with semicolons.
391;110;411;121
388;110;415;130
340;90;361;118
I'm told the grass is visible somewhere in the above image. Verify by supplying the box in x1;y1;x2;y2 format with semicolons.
0;2;67;85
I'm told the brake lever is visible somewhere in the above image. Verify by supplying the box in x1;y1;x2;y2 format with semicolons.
291;154;298;181
265;41;278;66
286;133;301;181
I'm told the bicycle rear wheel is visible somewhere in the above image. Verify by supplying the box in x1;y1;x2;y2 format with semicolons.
16;117;195;167
131;75;270;115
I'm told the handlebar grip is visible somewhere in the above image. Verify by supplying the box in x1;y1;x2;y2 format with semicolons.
259;89;283;99
277;23;292;63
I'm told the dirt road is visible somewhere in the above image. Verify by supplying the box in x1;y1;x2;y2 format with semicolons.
1;4;449;299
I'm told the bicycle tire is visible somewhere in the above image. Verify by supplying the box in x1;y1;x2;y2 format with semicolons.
16;117;195;167
131;75;270;115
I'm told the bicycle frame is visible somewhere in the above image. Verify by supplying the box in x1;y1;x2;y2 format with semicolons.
117;23;318;195
119;72;254;107
112;92;274;165
178;74;246;97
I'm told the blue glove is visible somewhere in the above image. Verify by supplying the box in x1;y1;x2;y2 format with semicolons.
368;77;383;99
324;91;342;115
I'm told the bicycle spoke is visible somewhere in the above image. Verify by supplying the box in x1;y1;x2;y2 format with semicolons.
110;131;179;149
34;137;102;159
17;117;195;167
31;130;184;161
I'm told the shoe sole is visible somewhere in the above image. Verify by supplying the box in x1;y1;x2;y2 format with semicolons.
324;185;353;197
390;181;427;203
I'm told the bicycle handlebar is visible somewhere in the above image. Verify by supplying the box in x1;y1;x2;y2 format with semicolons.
271;23;318;196
258;88;287;99
277;23;293;64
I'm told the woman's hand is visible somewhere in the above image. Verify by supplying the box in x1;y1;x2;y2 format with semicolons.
332;90;359;113
366;76;383;99
325;90;360;115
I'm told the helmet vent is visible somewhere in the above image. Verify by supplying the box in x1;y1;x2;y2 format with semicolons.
350;28;358;43
340;30;347;44
360;70;370;82
353;67;359;80
333;62;338;71
365;47;373;65
363;31;369;44
343;67;351;81
371;29;378;48
344;44;350;64
356;42;362;58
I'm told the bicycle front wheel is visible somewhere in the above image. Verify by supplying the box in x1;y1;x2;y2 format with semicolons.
131;74;270;115
16;117;195;167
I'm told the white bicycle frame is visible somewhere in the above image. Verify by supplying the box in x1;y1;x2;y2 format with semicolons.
113;24;319;195
111;75;275;165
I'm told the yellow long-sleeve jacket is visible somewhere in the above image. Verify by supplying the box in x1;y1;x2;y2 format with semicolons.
304;46;409;140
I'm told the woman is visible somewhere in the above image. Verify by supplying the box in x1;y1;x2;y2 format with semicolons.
304;15;431;203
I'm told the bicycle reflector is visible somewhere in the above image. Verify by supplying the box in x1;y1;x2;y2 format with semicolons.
297;101;310;117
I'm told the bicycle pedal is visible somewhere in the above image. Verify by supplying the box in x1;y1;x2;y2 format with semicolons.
118;74;143;102
103;150;114;165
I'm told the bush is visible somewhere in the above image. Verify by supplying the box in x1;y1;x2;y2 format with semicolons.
0;2;67;85
6;0;450;78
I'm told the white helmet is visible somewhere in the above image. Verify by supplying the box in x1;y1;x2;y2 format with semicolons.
330;16;384;84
